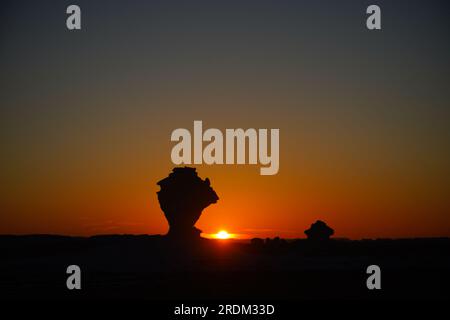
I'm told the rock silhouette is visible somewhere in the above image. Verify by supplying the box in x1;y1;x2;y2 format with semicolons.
157;167;219;239
304;220;334;240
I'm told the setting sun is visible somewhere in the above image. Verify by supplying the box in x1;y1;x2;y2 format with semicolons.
215;230;231;239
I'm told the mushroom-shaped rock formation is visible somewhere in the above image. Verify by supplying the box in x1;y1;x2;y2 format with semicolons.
157;167;219;239
304;220;334;241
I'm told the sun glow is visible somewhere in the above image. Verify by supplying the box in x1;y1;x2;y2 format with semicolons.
215;230;231;239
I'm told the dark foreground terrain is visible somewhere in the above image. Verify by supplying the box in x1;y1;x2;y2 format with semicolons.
0;235;449;300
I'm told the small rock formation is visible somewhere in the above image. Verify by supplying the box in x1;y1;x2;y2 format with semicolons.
304;220;334;241
157;167;219;240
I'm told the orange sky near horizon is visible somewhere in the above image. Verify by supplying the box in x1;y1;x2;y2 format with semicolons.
1;118;449;240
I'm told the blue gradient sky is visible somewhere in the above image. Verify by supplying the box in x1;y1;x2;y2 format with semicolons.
1;0;449;238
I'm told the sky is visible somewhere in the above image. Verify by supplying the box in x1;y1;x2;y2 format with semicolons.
1;0;449;239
